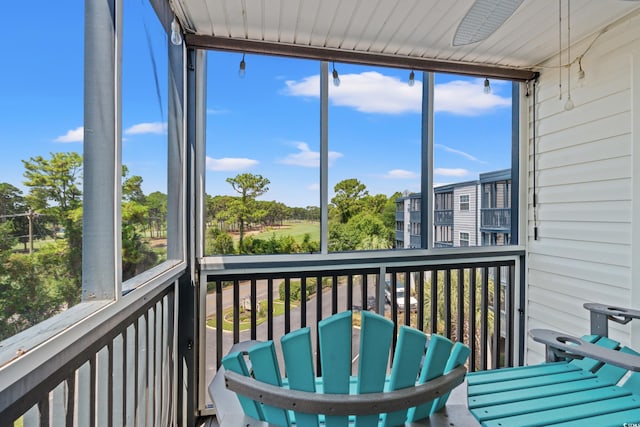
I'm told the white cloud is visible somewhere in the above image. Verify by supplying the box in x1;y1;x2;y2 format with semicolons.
279;142;343;167
124;122;167;135
284;72;421;114
206;156;258;171
307;183;320;191
54;126;84;143
384;169;418;179
435;144;487;164
435;80;510;115
434;168;469;177
283;73;510;116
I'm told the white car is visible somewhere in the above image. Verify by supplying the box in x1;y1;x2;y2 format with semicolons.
385;282;418;312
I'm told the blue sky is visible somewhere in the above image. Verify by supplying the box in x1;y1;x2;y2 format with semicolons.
1;2;513;209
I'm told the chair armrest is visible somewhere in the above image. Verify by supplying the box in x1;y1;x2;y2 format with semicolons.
584;303;640;337
224;365;467;416
530;329;640;371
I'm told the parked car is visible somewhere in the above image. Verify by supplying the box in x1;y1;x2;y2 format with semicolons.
384;280;418;312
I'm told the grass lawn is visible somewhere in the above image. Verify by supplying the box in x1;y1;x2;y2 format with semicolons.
248;221;320;243
207;300;298;331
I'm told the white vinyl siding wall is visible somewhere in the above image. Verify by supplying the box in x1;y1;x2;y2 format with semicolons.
526;13;640;363
453;184;478;246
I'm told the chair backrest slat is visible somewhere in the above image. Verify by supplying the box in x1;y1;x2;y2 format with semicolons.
281;327;319;427
220;352;265;421
406;334;454;422
431;342;471;413
248;341;291;426
381;326;427;427
355;311;394;427
318;311;353;427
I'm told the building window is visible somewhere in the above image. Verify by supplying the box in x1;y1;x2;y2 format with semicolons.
460;232;470;247
459;194;469;211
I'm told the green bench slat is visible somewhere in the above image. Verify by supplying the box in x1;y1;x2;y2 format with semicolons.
466;362;580;386
545;407;640;427
468;370;595;396
281;327;319;427
468;377;613;409
220;352;265;422
355;311;393;427
248;341;291;426
406;334;454;422
482;395;640;427
471;386;631;421
381;326;428;427
467;335;619;388
319;311;353;427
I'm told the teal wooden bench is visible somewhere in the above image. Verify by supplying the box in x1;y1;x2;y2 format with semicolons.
467;303;640;426
219;310;470;426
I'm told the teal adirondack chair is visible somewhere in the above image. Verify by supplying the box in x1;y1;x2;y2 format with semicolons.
220;310;470;426
467;303;640;427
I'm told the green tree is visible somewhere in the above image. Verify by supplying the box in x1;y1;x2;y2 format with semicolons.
328;212;392;251
226;173;270;251
331;178;368;223
0;221;17;253
122;165;146;204
0;240;75;340
22;152;83;290
121;224;158;280
146;191;167;238
206;226;235;254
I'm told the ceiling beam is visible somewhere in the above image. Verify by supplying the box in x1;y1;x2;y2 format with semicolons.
184;34;538;82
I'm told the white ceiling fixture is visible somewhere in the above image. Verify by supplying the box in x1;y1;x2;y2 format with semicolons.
453;0;525;46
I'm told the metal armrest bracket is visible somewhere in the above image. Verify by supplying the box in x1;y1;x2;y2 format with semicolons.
584;303;640;337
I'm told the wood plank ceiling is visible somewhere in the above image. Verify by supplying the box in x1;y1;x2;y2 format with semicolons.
172;0;640;80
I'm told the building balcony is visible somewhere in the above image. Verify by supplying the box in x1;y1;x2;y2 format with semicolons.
434;209;454;226
0;248;524;425
434;241;454;248
480;208;511;232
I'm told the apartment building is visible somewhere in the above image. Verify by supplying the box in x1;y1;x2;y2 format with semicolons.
396;169;511;249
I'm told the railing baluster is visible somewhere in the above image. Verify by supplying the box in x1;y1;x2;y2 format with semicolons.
444;269;451;339
107;341;114;427
233;280;240;344
284;277;291;334
90;354;97;427
37;394;49;427
331;275;338;315
362;274;368;312
347;274;353;312
417;270;424;331
267;278;274;340
469;267;477;372
145;312;152;426
457;269;464;344
66;374;76;427
481;266;489;371
301;276;307;328
121;329;127;427
316;274;323;376
216;280;223;368
250;279;257;340
132;319;140;425
430;269;437;335
403;271;410;326
507;263;515;367
391;273;398;351
493;266;501;369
